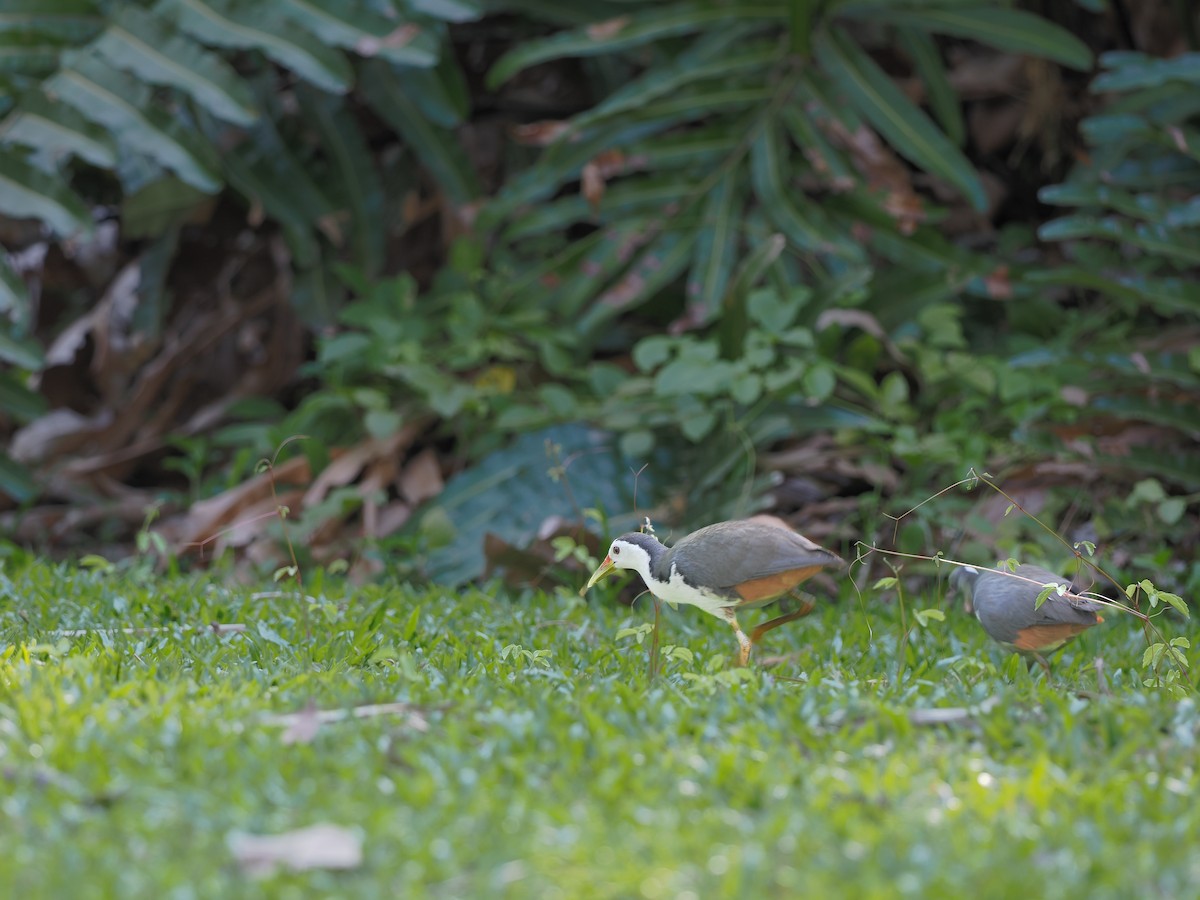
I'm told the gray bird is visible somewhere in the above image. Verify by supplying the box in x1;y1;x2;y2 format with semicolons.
950;563;1104;671
580;517;844;666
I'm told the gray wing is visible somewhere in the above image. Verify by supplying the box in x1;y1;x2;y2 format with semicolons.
669;519;842;590
974;564;1100;643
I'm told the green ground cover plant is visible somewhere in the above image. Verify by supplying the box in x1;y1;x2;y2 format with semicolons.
1;554;1195;896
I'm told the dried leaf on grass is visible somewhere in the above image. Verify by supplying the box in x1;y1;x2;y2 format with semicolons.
265;702;433;742
228;824;363;877
167;454;311;552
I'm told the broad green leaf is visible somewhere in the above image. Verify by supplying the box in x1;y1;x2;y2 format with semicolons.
0;1;101;41
409;0;482;22
1039;214;1200;265
1079;112;1154;145
816;28;986;211
487;3;785;87
390;52;472;128
1094;51;1200;91
0;91;116;167
0;320;45;369
360;59;479;203
93;7;258;126
687;170;741;323
162;0;353;94
0;370;47;421
49;52;221;191
864;7;1093;71
0;451;37;503
1038;182;1161;220
0;33;68;77
0;147;92;236
280;0;439;67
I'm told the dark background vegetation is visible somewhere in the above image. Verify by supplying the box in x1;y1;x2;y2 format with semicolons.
1;0;1197;599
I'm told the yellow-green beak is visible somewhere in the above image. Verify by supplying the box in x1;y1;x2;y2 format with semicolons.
579;556;615;596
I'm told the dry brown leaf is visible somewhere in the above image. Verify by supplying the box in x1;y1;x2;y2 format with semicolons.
587;16;629;39
356;23;420;57
399;448;444;506
168;454;310;549
984;265;1013;300
510;120;571;146
581;160;606;211
280;701;320;745
228;824;363;877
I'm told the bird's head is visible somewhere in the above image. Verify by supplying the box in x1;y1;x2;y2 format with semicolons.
579;532;663;595
948;565;980;593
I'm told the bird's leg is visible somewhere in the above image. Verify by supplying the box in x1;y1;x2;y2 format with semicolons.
1030;652;1053;676
723;609;753;667
749;596;816;646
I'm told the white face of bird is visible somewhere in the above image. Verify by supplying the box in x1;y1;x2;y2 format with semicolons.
605;538;653;579
581;537;654;595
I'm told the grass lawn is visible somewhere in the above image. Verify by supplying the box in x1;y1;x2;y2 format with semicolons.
1;557;1196;897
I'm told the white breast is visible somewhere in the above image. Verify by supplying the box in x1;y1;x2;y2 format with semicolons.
644;563;734;620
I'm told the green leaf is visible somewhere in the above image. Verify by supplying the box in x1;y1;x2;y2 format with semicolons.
0;147;92;236
897;27;964;147
93;7;258;125
632;335;675;371
0;1;101;42
747;286;800;332
0;256;28;321
360;59;479;204
0;452;37;503
0;371;47;421
1034;583;1059;610
815;28;987;212
121;176;211;238
569;39;778;133
410;0;482;22
1156;590;1190;618
803;364;836;401
686;170;739;326
863;7;1093;72
280;0;439;67
576;231;697;335
486;3;785;88
0;323;43;369
390;53;471;127
750;122;842;255
914;608;945;627
298;87;384;276
0;91;116;168
1093;51;1200;91
1157;497;1186;526
162;0;353;94
49;52;221;191
0;32;67;78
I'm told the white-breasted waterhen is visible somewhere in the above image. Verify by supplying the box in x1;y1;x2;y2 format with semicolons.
950;563;1104;671
580;517;844;666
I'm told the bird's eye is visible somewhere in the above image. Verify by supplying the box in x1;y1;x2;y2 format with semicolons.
611;546;620;556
